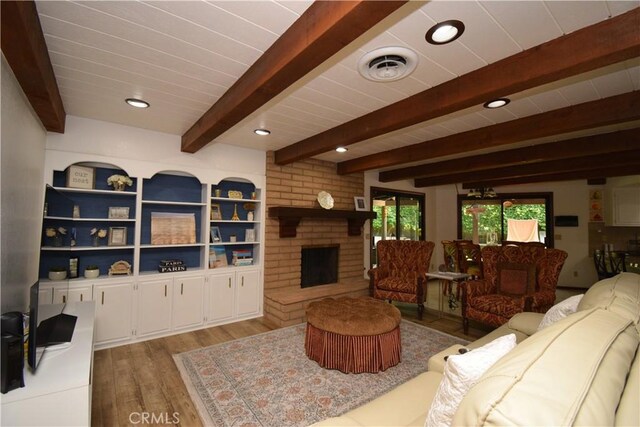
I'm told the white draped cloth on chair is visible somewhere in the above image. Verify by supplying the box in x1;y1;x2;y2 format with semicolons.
506;219;539;242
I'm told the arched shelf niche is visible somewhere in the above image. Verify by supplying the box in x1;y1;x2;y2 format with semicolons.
52;161;137;193
143;170;204;204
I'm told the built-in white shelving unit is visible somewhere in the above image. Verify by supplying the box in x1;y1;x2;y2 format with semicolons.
40;157;264;349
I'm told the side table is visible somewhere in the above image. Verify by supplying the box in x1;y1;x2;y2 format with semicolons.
426;272;469;317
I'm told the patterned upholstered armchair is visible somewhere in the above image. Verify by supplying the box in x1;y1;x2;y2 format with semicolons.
369;240;435;320
460;244;567;334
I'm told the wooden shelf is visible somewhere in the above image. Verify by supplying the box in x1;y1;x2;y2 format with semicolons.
268;206;376;238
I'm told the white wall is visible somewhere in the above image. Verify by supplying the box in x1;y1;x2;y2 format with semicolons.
1;55;48;312
364;173;598;288
46;115;266;180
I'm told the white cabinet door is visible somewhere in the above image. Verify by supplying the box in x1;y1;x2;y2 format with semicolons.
236;270;260;317
94;282;133;344
172;276;204;330
53;286;93;304
613;187;640;226
38;286;54;305
138;279;172;337
208;273;235;323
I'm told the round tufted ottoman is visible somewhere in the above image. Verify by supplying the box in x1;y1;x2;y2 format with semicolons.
304;296;402;373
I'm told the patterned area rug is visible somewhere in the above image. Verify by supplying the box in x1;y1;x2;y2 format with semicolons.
173;320;467;427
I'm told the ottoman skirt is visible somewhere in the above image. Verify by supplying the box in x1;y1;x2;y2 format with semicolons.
304;322;401;374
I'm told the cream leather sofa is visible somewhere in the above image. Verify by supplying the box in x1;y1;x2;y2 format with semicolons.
314;272;640;426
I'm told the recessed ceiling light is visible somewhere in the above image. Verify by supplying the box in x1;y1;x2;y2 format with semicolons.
335;147;348;153
483;98;511;109
125;98;149;108
425;20;465;45
254;128;271;136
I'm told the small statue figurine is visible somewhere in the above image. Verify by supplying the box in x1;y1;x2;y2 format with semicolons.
231;203;240;221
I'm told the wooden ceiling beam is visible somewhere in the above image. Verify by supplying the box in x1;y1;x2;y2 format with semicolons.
181;1;408;153
339;91;640;175
379;128;640;182
462;165;640;188
275;8;640;165
414;150;640;187
1;0;65;132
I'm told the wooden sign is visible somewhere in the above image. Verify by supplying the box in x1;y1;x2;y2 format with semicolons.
66;165;95;189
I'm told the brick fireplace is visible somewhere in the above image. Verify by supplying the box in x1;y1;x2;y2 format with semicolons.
263;152;370;327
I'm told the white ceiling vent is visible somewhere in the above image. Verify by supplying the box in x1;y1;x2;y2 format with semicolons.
358;47;418;82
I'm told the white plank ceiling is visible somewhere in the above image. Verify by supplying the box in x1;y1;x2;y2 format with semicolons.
35;0;640;169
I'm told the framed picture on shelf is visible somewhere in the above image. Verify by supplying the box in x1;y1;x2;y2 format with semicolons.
108;227;127;246
245;229;256;242
69;257;79;279
354;196;367;211
211;203;222;220
66;165;95;189
209;246;228;268
210;226;222;243
108;206;130;219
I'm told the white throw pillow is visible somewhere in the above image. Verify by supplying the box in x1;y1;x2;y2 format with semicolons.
537;294;584;331
425;333;517;427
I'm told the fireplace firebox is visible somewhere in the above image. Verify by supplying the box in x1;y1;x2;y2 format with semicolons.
301;245;339;288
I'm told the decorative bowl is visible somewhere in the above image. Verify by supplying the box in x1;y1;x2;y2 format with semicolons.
48;270;68;281
84;268;100;279
317;191;334;210
228;190;243;199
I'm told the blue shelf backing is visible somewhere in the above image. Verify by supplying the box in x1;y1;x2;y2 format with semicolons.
140;204;202;245
39;248;133;280
143;174;202;203
213;180;256;200
53;166;137;192
209;222;256;243
140;246;202;273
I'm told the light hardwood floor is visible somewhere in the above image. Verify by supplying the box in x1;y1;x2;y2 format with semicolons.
91;283;487;427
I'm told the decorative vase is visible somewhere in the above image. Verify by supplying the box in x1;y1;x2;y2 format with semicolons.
112;182;125;191
247;211;254;221
92;236;100;247
52;234;63;247
84;268;99;279
48;270;67;281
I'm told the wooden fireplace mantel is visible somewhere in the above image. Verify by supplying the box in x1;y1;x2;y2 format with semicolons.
268;206;377;238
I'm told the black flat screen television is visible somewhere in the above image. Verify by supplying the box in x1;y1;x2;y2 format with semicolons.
28;185;78;371
28;283;78;372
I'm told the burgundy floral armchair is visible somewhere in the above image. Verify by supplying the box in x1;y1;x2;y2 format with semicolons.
369;240;435;319
460;244;567;334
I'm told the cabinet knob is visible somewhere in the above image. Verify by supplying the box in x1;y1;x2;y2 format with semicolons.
165;284;167;297
80;294;83;302
241;276;244;287
62;295;66;304
181;283;184;295
228;277;231;288
101;291;105;305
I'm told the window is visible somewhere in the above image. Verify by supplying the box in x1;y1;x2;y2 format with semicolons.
457;192;554;247
370;187;425;266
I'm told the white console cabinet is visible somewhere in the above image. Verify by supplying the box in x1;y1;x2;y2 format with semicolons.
137;277;173;337
53;285;92;304
137;275;205;337
1;302;95;426
208;272;235;323
94;281;134;345
172;275;205;330
207;269;260;324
